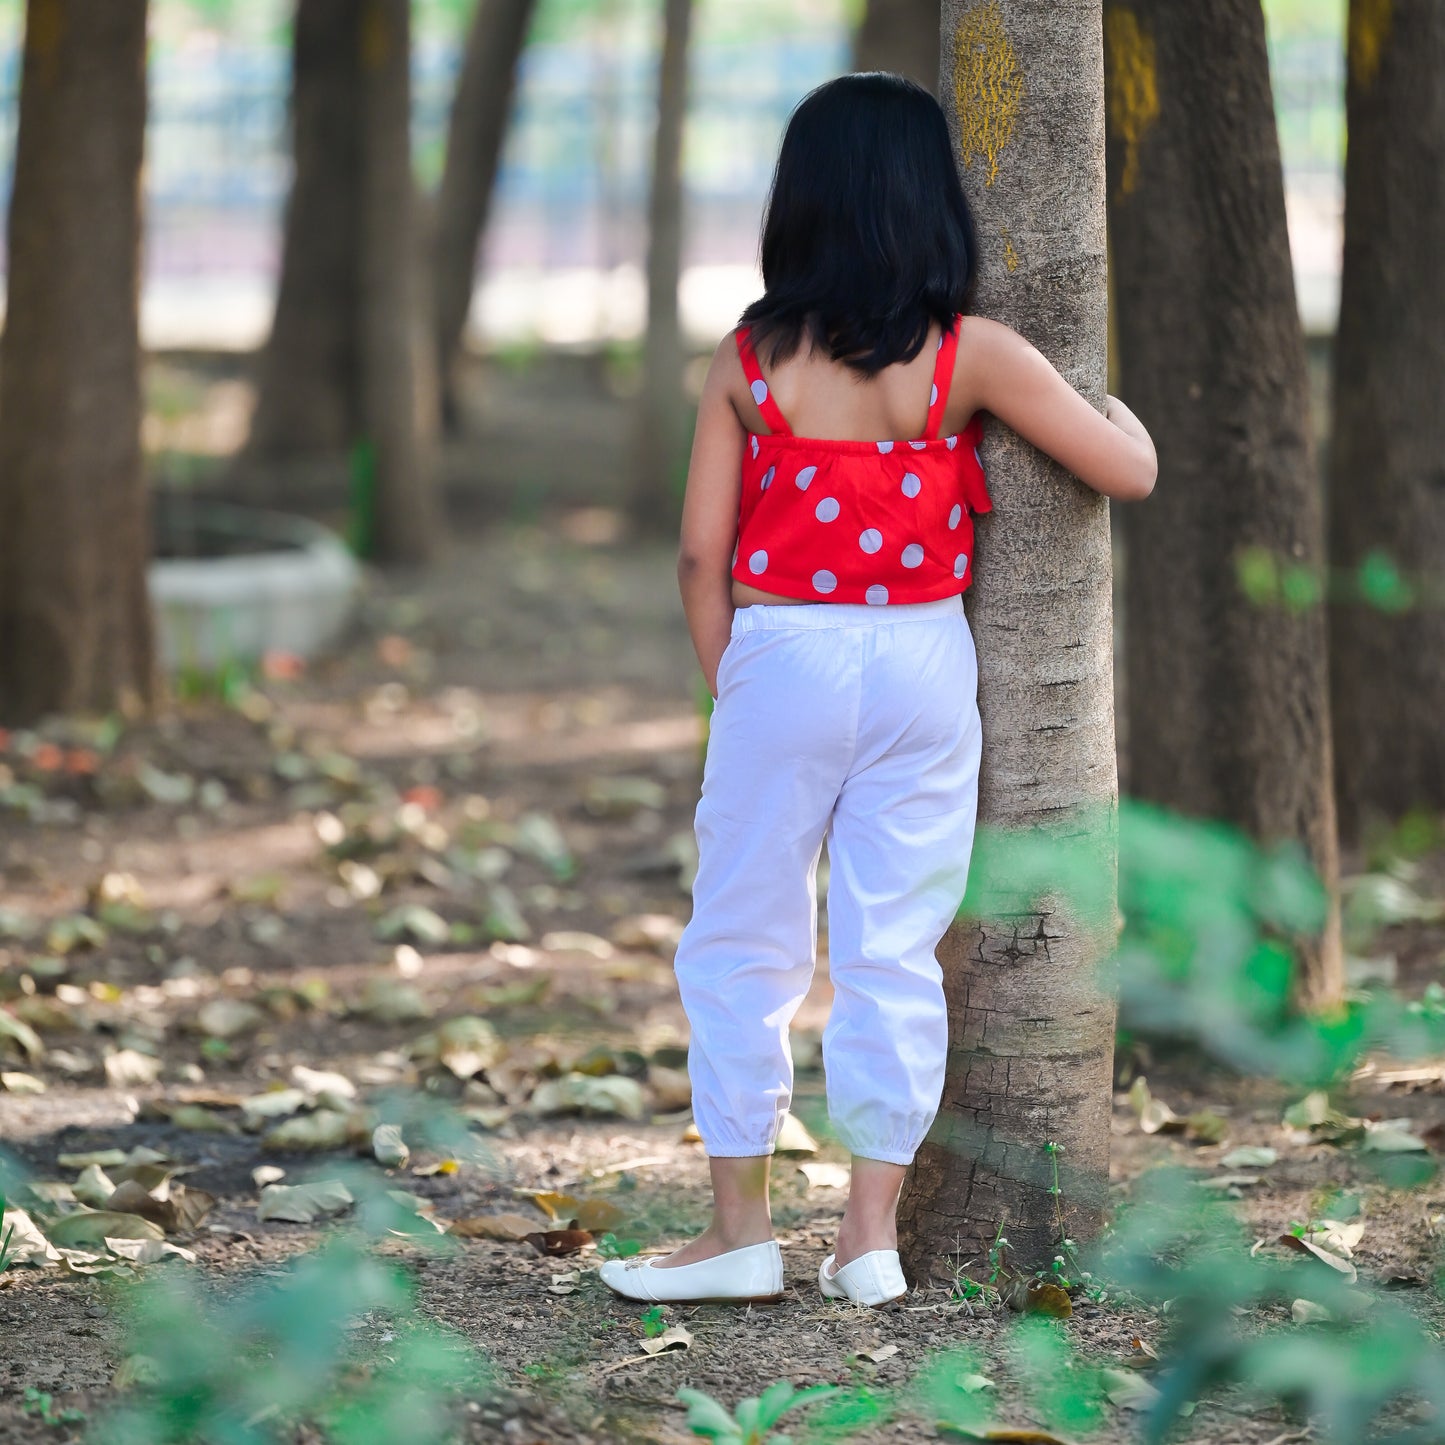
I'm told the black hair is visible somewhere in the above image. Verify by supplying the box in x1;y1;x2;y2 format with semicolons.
739;72;978;376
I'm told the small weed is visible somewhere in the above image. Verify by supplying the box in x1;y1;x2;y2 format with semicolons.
595;1232;643;1260
22;1388;86;1428
639;1305;668;1338
0;1196;19;1273
677;1379;839;1443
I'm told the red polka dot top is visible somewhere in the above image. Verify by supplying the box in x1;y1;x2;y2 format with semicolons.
732;317;991;605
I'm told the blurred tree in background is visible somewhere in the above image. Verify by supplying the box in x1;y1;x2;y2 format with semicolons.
898;0;1118;1281
629;0;694;531
852;0;938;90
432;0;538;430
1327;0;1445;840
1104;0;1343;1007
0;0;154;723
250;0;437;564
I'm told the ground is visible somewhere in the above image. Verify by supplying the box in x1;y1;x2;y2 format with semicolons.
2;356;1444;1445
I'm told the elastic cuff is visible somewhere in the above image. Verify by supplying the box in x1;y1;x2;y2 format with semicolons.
837;1143;918;1167
701;1145;776;1159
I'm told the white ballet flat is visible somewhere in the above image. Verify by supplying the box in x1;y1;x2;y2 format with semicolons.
598;1239;784;1304
818;1249;907;1307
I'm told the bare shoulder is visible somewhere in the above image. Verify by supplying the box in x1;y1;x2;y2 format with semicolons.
955;314;1029;366
950;315;1037;419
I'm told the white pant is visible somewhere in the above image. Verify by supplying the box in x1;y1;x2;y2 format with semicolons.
676;595;981;1166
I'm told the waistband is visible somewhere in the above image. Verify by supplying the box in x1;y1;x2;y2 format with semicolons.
730;595;964;635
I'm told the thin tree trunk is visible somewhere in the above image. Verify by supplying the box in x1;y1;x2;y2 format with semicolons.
628;0;693;533
853;0;940;92
249;0;361;458
1328;0;1445;837
1104;0;1343;1007
432;0;538;427
358;0;436;564
897;0;1118;1280
0;0;155;723
249;0;435;563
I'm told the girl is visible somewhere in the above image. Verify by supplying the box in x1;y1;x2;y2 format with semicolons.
601;73;1155;1309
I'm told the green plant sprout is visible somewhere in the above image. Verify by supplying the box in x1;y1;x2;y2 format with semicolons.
0;1196;19;1273
677;1380;841;1444
22;1388;86;1429
639;1304;668;1338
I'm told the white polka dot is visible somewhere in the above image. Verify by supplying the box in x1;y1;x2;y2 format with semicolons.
815;496;840;523
812;569;837;595
859;528;883;554
876;441;893;454
748;550;768;575
909;440;927;451
795;465;817;490
866;584;889;606
954;554;969;579
750;435;759;459
930;383;939;406
948;504;963;530
974;448;984;469
750;379;768;406
901;544;925;569
937;333;945;350
946;434;958;450
761;466;776;490
901;473;922;498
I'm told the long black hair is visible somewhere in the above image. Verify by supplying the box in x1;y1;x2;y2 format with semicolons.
739;72;977;376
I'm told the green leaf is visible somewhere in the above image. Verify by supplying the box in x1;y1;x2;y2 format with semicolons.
676;1386;744;1441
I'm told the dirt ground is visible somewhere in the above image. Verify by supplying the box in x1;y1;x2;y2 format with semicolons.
3;359;1445;1445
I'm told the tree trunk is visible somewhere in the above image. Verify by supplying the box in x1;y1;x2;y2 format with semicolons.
628;0;694;533
249;0;435;563
853;0;940;92
1328;0;1445;838
432;0;538;428
249;0;361;458
1104;0;1343;1006
896;0;1118;1281
358;0;436;564
0;0;155;723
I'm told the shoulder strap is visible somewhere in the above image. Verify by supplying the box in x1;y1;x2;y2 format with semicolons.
735;327;793;436
924;316;961;440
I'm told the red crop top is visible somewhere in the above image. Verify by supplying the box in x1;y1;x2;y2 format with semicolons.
732;317;991;605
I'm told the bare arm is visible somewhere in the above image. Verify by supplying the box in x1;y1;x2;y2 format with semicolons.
678;336;747;697
956;316;1157;501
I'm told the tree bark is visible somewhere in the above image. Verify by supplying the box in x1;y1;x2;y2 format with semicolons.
853;0;941;92
432;0;538;427
0;0;155;723
358;0;436;564
249;0;435;563
249;0;361;458
628;0;694;533
1104;0;1343;1007
896;0;1118;1281
1328;0;1445;838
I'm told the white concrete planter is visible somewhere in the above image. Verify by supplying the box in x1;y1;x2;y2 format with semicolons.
149;501;360;672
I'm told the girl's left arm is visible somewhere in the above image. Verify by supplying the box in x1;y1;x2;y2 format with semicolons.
677;336;747;697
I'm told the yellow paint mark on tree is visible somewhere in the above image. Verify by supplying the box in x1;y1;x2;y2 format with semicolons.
952;0;1024;187
1104;5;1159;198
1000;225;1020;272
1349;0;1392;90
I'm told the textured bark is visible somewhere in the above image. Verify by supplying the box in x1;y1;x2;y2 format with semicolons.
432;0;538;426
249;0;434;562
853;0;941;91
249;0;361;457
1328;0;1445;837
0;0;155;722
1104;0;1343;1006
896;0;1118;1281
628;0;694;533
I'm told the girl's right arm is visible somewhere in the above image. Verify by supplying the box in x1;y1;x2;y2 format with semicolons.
677;336;747;697
955;316;1157;501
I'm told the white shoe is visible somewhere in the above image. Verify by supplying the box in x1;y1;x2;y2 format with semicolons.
818;1249;907;1307
598;1239;784;1304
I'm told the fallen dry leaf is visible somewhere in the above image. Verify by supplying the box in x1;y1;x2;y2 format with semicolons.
798;1162;851;1190
853;1343;900;1364
449;1213;543;1241
522;1228;593;1257
256;1180;354;1224
639;1324;693;1355
775;1111;819;1155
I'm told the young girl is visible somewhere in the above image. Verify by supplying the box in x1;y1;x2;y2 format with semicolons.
601;73;1155;1309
